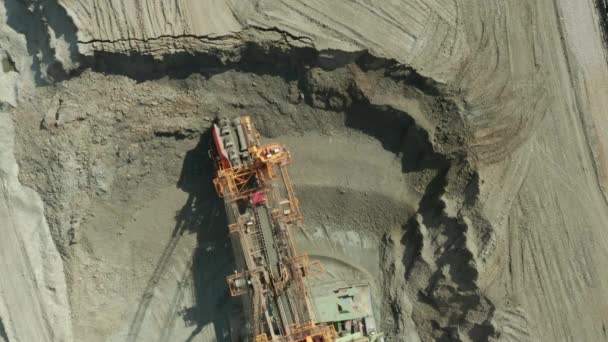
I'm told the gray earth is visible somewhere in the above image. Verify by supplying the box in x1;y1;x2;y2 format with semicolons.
1;1;608;342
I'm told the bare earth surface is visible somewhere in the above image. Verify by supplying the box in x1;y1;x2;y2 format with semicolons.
1;0;608;341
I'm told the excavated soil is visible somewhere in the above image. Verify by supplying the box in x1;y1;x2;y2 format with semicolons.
13;52;492;341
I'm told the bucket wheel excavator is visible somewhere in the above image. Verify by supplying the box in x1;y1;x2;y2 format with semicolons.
209;115;384;342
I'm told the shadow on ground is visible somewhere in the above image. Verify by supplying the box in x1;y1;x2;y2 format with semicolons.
4;0;79;85
178;131;237;342
126;130;237;342
344;101;446;173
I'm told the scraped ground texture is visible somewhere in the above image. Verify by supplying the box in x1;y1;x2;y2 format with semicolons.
1;0;608;342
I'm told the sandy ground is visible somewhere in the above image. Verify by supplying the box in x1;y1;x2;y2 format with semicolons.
0;110;72;342
1;1;608;342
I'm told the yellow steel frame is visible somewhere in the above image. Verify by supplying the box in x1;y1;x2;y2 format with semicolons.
255;324;336;342
212;143;292;203
226;272;249;297
279;165;303;224
289;254;324;279
283;323;337;342
255;334;270;342
212;121;339;341
213;165;264;201
228;223;240;234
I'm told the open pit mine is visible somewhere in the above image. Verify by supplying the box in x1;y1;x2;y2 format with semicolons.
1;1;608;342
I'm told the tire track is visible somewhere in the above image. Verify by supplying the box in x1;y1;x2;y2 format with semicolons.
158;259;193;342
126;227;186;341
0;175;53;342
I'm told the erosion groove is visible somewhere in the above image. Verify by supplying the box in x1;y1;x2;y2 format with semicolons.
414;167;495;340
380;133;496;340
77;33;241;45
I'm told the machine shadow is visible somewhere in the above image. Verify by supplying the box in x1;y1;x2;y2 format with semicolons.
175;130;238;342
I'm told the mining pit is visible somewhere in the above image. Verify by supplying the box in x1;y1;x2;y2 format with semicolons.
2;1;608;342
